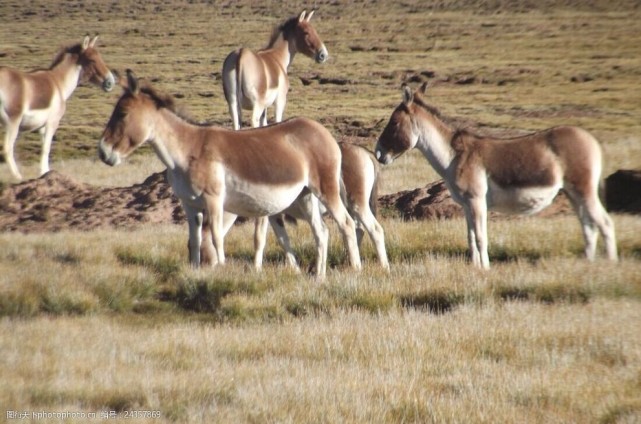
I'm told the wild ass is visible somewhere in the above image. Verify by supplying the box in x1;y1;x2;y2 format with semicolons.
199;142;390;272
98;71;361;277
222;10;328;130
375;83;617;269
0;35;115;180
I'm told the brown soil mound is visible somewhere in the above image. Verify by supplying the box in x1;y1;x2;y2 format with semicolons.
0;171;184;233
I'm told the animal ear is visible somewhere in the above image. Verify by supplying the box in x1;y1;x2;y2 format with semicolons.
419;82;428;94
89;35;99;48
126;69;140;95
299;10;307;22
82;35;91;50
401;83;413;106
306;9;315;21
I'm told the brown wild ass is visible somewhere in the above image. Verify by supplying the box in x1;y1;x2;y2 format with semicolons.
0;35;116;180
199;142;390;272
375;83;617;269
222;10;328;130
98;71;361;277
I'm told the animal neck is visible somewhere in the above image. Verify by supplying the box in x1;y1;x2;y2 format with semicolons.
266;33;294;71
49;54;83;100
147;109;194;171
414;111;456;177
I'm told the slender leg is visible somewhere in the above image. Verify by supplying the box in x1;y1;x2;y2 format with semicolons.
274;95;286;124
251;107;263;129
205;196;226;266
253;216;269;270
39;123;58;176
464;198;489;269
269;214;301;272
182;203;203;267
566;188;618;261
471;198;490;269
321;195;362;271
300;194;329;277
463;203;480;267
351;206;389;270
3;120;22;180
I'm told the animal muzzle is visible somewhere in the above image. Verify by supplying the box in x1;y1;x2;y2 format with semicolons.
102;71;116;92
98;138;120;166
316;45;329;63
375;147;393;165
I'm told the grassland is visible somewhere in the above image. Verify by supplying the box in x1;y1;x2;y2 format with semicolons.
1;0;641;423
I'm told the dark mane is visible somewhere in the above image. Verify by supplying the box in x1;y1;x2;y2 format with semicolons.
49;43;84;69
413;91;444;120
266;16;299;48
139;82;210;127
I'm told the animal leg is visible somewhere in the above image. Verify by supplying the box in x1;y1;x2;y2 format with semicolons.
39;124;58;176
205;196;226;266
566;188;618;261
268;214;301;272
465;199;490;269
182;203;203;267
302;195;329;277
251;107;264;128
463;205;480;267
351;206;389;271
321;195;362;271
200;211;237;266
260;110;268;127
274;96;286;123
3;120;22;180
253;216;269;270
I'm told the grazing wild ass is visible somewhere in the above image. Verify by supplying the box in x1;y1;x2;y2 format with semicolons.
0;35;115;180
199;142;390;272
375;83;617;269
222;10;328;130
98;71;361;277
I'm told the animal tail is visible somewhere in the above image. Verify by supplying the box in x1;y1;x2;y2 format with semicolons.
222;49;243;129
369;154;381;217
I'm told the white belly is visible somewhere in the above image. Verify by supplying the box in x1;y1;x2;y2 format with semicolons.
224;174;304;217
487;182;561;215
20;109;50;132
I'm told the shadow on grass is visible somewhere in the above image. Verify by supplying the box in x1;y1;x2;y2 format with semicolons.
495;283;591;305
399;290;465;315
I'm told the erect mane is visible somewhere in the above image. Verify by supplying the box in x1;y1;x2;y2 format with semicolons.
412;90;474;136
49;43;84;69
412;91;445;120
138;82;206;126
266;16;299;48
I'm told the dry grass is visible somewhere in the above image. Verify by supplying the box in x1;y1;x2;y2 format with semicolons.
1;0;641;422
1;215;641;422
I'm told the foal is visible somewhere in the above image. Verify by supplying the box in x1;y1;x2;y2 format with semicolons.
98;71;361;277
222;10;328;129
375;83;617;268
0;35;115;180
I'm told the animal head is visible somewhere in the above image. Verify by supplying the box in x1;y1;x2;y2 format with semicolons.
375;83;428;165
75;35;116;92
98;70;163;165
292;10;329;63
